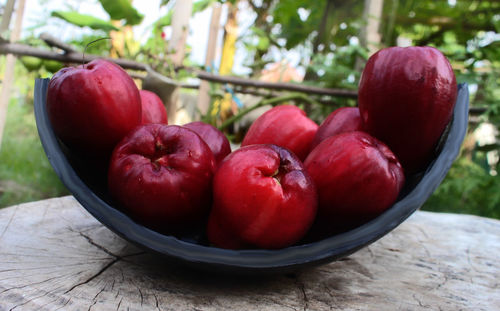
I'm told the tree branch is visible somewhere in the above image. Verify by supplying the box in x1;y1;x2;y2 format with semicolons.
312;0;335;54
39;32;78;53
0;40;358;98
0;41;148;70
196;71;358;98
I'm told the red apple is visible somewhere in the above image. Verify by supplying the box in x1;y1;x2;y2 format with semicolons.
358;46;457;174
184;121;231;165
140;90;168;124
241;105;318;161
108;124;216;233
304;131;405;235
310;107;363;150
46;59;142;158
208;144;317;249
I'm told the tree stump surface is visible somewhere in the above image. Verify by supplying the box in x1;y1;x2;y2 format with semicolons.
0;196;498;311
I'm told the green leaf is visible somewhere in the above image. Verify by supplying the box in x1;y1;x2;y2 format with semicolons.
99;0;144;25
156;11;173;28
51;11;119;31
271;0;327;49
481;40;500;61
160;0;171;7
494;17;500;33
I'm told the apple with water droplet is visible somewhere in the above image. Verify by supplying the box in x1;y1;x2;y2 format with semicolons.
208;144;317;249
46;59;142;158
305;131;405;236
108;124;216;233
310;106;363;150
241;105;318;161
184;121;231;166
140;90;168;125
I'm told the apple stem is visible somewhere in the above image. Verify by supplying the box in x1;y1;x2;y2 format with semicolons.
218;93;320;130
82;37;111;68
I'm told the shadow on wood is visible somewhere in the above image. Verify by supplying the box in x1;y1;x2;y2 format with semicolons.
0;196;498;310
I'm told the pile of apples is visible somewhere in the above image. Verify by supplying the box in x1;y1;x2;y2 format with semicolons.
46;46;457;250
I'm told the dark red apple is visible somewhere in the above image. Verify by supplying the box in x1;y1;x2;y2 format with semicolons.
140;90;168;124
108;124;216;233
241;105;318;161
184;121;231;165
304;131;405;235
208;144;317;249
310;107;363;150
358;46;457;174
47;58;142;158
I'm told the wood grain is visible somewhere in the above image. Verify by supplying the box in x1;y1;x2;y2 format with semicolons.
0;196;498;310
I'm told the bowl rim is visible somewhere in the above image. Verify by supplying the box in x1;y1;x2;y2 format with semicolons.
34;78;469;273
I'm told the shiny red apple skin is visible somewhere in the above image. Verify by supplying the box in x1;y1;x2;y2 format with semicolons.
304;131;405;235
184;121;231;165
241;105;318;161
310;107;363;150
358;46;457;174
47;59;142;158
140;90;168;124
108;124;216;233
208;144;317;249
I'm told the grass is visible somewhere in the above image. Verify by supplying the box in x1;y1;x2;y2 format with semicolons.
0;85;68;208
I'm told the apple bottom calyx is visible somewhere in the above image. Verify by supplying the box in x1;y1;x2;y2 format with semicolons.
108;124;216;235
208;144;318;250
304;131;405;238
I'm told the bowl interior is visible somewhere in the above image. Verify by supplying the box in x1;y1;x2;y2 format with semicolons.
34;79;469;274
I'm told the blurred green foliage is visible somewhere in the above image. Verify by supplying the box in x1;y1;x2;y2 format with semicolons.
0;60;68;207
424;156;500;219
50;11;119;31
99;0;144;25
0;100;69;207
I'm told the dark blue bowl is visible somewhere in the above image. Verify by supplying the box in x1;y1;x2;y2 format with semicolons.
34;78;469;274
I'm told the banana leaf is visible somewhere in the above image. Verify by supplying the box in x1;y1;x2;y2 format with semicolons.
51;11;119;31
99;0;144;25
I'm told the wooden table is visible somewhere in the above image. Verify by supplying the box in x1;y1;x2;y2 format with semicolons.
0;196;498;310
